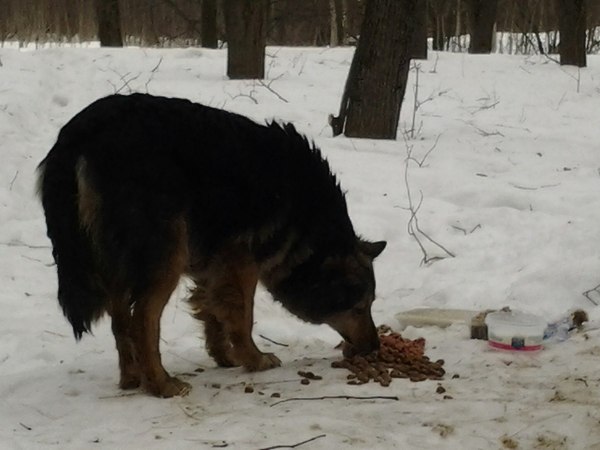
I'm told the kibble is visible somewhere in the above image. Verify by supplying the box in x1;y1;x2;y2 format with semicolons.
331;327;445;387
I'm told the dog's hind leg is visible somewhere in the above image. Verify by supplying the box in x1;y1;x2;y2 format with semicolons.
197;312;238;367
107;296;140;390
130;219;191;398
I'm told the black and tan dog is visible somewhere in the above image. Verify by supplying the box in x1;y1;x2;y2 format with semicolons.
38;94;386;397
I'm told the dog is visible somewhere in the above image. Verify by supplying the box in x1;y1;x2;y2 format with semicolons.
37;93;386;397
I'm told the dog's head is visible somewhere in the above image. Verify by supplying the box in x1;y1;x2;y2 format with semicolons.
274;239;386;356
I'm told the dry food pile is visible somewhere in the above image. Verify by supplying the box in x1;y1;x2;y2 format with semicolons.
332;326;445;386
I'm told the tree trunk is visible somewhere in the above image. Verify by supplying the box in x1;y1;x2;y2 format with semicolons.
224;0;266;79
330;0;417;139
466;0;498;53
558;0;587;67
95;0;123;47
411;0;428;59
330;0;345;46
201;0;218;48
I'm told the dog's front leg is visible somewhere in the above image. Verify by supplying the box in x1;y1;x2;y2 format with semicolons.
215;264;281;371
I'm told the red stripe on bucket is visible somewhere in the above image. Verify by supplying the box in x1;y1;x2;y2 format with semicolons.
488;340;542;352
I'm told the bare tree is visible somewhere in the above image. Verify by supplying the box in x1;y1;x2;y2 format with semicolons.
558;0;587;67
329;0;417;139
95;0;123;47
411;0;428;59
330;0;345;46
224;0;267;79
201;0;218;48
466;0;498;53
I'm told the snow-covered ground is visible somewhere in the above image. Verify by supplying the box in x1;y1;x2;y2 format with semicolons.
1;46;599;449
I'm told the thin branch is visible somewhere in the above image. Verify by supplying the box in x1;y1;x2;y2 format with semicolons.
404;133;441;167
0;241;50;249
108;69;142;94
270;395;399;407
259;334;289;347
403;144;454;265
259;434;327;450
583;284;600;306
257;77;289;103
9;170;18;191
145;56;163;93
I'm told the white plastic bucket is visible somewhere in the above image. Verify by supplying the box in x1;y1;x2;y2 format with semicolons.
485;311;546;352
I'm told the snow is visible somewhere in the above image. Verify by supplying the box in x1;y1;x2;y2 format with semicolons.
1;46;600;449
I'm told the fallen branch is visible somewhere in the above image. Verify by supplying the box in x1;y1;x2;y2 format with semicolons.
259;434;326;450
583;283;600;306
145;56;163;92
108;69;142;95
259;334;289;347
509;182;561;190
9;170;18;191
451;224;481;235
404;133;441;168
257;76;289;103
270;395;399;407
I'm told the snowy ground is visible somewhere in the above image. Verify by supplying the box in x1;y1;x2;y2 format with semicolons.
1;46;600;449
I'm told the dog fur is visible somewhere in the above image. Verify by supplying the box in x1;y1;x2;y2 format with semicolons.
38;93;386;397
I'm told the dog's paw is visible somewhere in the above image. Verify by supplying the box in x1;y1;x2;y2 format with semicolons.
119;374;141;390
144;376;192;398
245;352;282;372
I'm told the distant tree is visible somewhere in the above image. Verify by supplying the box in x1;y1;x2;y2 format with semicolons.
201;0;218;48
330;0;345;46
329;0;417;139
558;0;587;67
466;0;498;53
224;0;267;79
429;0;452;51
95;0;123;47
411;0;428;59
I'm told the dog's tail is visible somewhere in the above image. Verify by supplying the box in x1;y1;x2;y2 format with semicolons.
37;142;106;339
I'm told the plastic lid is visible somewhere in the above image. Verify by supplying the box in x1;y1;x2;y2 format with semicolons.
485;311;546;328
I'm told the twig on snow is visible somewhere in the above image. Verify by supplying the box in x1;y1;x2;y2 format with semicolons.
108;69;142;94
259;434;326;450
403;145;455;265
582;284;600;306
509;182;561;190
451;224;481;235
404;133;441;168
259;334;289;347
9;170;18;190
270;395;399;407
98;392;138;400
0;241;50;249
145;56;163;93
257;74;289;103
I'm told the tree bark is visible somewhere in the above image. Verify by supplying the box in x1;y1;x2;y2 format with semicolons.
466;0;498;53
95;0;123;47
224;0;267;79
558;0;587;67
201;0;218;48
330;0;417;139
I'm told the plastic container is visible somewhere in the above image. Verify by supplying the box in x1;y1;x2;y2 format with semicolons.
485;311;546;352
395;308;477;329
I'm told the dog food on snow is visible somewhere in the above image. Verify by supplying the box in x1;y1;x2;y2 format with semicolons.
332;326;445;386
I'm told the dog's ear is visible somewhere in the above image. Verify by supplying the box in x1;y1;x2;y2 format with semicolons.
359;240;386;259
